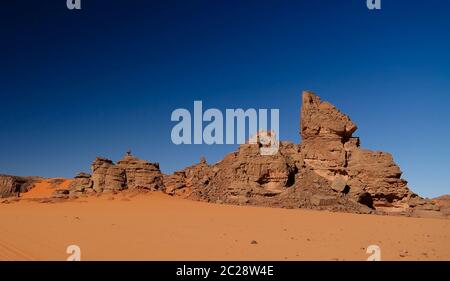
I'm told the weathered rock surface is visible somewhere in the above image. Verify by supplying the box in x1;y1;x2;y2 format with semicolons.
4;90;444;218
88;153;164;193
163;156;211;196
92;158;127;193
0;175;42;198
433;195;450;218
193;142;300;202
299;91;437;211
164;142;301;202
161;91;439;215
68;172;93;193
301;91;357;140
117;154;164;191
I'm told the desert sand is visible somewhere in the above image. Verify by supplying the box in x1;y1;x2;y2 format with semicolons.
20;179;73;199
1;192;449;261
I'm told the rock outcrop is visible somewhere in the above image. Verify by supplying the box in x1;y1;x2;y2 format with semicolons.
161;91;438;215
117;154;164;190
299;91;438;212
68;172;93;193
3;90;443;217
0;175;42;198
300;91;411;207
92;158;127;193
192;142;301;203
433;195;450;218
88;153;164;193
164;142;300;198
163;156;212;196
162;140;372;213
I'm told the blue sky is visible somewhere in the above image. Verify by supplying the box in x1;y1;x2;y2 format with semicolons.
1;0;449;198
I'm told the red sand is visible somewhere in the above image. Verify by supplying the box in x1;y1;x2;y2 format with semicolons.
20;179;73;199
1;192;449;261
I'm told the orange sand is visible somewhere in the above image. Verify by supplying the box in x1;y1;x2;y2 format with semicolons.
1;192;449;261
20;179;73;199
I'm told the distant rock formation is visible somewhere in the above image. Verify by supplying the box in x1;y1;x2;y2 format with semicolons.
1;91;443;217
300;92;411;207
433;195;450;216
161;91;439;215
164;142;300;200
0;175;42;198
300;92;438;212
67;152;165;195
117;153;164;190
91;157;127;192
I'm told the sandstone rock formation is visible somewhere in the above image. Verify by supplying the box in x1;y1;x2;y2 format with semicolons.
191;142;301;202
117;153;164;190
300;92;410;207
162;140;372;213
68;172;93;193
92;157;127;193
89;152;164;193
433;195;450;218
0;175;42;198
2;90;443;217
165;142;300;200
300;91;439;212
161;91;439;215
163;157;211;197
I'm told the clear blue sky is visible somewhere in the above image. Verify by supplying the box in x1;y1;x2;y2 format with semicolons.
1;0;449;198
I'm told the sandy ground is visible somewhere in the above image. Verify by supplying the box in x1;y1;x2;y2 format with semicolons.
20;179;73;199
0;192;449;261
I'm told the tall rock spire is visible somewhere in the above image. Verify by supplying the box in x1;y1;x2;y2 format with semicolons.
300;90;413;208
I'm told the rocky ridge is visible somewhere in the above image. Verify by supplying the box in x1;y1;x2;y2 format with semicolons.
0;91;444;217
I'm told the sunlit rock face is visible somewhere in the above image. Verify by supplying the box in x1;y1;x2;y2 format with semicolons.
91;153;164;193
299;91;434;211
63;91;439;215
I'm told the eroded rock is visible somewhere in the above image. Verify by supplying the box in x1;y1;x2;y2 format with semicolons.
0;175;42;198
6;90;444;218
299;91;417;209
117;154;164;191
89;153;164;194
